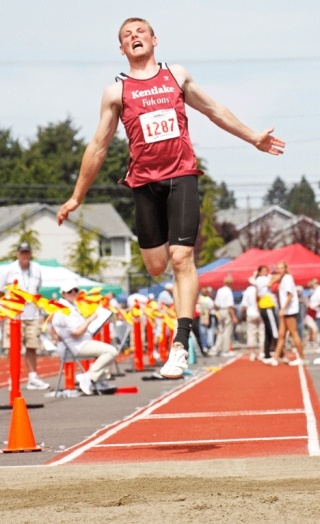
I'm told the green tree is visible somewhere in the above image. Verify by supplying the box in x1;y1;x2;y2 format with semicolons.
84;134;133;227
0;129;23;205
66;212;107;278
263;176;288;208
196;190;224;266
287;176;319;218
217;181;237;209
0;213;41;261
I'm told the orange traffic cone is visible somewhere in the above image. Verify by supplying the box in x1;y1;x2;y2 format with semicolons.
2;397;42;453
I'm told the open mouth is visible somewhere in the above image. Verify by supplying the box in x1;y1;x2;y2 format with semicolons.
133;41;143;50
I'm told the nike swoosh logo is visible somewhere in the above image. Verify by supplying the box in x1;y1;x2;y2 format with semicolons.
178;236;192;241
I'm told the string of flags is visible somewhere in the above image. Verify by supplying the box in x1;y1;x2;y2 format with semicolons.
0;281;177;329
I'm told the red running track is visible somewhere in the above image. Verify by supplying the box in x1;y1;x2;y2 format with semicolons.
48;354;320;465
0;355;60;389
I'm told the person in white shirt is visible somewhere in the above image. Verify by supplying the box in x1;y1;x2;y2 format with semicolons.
240;284;264;361
52;280;118;395
0;242;50;390
266;261;307;366
249;265;279;362
214;276;238;357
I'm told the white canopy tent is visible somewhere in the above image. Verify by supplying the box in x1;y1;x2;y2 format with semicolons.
0;259;122;299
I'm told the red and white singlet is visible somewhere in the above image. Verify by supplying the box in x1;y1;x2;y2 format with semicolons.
116;62;203;188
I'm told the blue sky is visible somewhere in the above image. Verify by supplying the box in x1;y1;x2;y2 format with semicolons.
1;0;319;207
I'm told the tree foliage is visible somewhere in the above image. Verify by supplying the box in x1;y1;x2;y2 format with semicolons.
263;176;288;208
196;190;224;266
286;176;319;219
2;119;320;265
217;181;237;209
66;212;107;278
0;213;41;261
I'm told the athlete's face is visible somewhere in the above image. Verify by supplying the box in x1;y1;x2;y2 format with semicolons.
119;22;157;59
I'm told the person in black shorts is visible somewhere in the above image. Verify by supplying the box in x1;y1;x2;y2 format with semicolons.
57;17;285;379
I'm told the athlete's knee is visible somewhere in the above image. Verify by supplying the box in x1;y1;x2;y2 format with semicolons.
170;246;194;273
145;258;167;277
142;246;169;277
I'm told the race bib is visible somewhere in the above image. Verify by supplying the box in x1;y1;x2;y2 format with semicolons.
139;108;180;143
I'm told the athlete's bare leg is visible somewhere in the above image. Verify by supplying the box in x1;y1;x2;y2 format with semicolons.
141;243;170;276
141;244;198;318
168;244;198;318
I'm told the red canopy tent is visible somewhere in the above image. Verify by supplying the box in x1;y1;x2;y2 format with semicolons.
198;244;320;291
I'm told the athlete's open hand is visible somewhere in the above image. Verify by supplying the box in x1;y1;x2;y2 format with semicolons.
57;198;80;225
255;128;285;155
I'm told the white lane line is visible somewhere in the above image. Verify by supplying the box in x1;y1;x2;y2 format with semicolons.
95;436;307;448
298;365;320;456
48;370;217;466
146;409;305;418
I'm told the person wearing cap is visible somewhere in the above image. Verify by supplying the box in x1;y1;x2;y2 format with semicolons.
51;280;118;395
0;242;50;390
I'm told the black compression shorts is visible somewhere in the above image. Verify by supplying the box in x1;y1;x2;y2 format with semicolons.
132;175;200;249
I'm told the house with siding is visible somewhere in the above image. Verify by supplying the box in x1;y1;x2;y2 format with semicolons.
215;205;320;258
0;203;134;289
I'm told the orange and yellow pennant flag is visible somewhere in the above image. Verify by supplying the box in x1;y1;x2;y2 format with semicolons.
117;308;133;325
75;291;101;318
0;295;25;313
163;313;176;331
0;304;21;319
36;297;71;316
4;283;36;304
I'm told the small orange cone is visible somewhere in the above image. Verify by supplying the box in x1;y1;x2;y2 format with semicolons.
2;397;42;453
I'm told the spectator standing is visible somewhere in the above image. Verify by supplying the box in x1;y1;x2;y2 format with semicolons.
240;283;265;361
296;285;307;342
198;287;215;353
214;276;238;357
308;279;320;348
0;242;50;390
250;265;279;363
265;261;307;366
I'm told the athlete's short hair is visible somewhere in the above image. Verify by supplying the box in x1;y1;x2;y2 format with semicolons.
118;18;155;43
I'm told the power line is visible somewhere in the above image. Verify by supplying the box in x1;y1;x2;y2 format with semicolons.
0;56;319;67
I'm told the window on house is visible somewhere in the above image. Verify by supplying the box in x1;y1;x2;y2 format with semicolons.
99;238;111;257
99;238;126;257
111;238;126;257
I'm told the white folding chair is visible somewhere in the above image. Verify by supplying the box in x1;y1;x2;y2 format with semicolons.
53;342;100;397
110;320;132;375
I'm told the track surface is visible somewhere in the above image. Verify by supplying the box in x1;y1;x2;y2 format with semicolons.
47;354;320;465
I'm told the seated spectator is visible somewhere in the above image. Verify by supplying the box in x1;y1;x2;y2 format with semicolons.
52;280;118;395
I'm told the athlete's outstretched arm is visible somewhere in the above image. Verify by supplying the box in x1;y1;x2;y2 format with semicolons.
172;64;285;155
57;83;121;225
